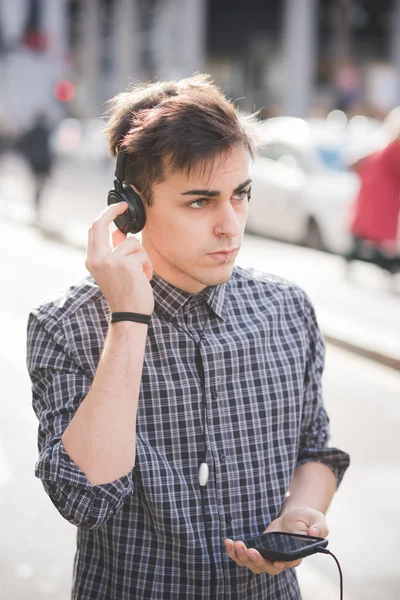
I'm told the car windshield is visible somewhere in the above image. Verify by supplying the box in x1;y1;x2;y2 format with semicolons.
316;146;347;172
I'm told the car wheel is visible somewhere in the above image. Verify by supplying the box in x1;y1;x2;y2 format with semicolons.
305;218;325;251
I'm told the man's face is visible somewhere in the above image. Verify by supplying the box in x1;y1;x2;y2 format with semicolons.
140;145;251;293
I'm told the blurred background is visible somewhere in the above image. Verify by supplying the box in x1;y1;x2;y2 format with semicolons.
0;1;399;599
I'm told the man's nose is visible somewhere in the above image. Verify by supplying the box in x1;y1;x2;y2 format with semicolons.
214;202;242;238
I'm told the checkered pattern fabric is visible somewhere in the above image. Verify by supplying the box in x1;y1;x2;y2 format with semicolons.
27;266;349;599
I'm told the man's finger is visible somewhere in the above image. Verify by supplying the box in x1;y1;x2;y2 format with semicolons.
308;523;329;538
274;559;302;570
233;543;271;574
90;202;129;258
111;235;143;257
225;540;288;576
224;540;249;569
226;541;266;574
111;227;127;249
224;540;245;564
111;237;153;280
245;549;290;575
122;252;154;281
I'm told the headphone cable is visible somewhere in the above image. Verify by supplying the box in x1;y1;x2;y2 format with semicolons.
159;286;218;591
317;547;343;600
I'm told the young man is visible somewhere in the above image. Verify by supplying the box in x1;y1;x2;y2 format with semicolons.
27;75;349;600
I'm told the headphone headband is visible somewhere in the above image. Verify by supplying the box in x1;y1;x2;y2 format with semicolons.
115;146;128;182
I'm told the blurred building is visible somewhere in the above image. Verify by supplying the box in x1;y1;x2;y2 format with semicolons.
209;0;400;119
0;0;68;129
1;0;400;127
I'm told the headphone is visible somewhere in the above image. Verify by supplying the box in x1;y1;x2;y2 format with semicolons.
107;147;146;235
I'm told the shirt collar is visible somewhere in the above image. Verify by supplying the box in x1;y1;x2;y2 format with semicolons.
150;272;227;320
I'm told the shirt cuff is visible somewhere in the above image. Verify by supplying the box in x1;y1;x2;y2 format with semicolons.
296;447;350;489
35;438;134;508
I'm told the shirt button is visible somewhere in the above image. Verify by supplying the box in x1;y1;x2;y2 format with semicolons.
225;514;232;525
219;453;226;463
211;388;218;401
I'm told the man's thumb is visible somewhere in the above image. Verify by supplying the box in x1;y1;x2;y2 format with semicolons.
308;525;320;537
111;227;127;248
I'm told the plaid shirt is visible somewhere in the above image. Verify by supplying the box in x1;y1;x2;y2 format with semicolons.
27;266;349;600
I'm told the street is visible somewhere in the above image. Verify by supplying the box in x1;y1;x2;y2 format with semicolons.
0;219;399;599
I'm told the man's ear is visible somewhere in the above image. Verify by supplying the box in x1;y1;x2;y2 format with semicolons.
129;183;142;196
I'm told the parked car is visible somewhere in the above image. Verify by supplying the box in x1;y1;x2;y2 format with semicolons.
246;116;374;254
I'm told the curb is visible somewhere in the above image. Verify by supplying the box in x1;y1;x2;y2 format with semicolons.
320;313;400;370
323;332;400;371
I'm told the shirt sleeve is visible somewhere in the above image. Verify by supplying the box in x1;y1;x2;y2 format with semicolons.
26;310;134;529
296;292;350;488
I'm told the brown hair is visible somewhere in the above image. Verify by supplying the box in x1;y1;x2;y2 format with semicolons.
103;74;256;205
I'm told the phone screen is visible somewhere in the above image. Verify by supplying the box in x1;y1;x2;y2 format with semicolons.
245;532;328;561
255;533;322;553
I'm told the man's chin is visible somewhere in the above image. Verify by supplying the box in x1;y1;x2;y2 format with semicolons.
165;260;236;293
200;263;235;287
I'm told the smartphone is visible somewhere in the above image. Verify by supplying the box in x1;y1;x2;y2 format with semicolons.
244;531;328;562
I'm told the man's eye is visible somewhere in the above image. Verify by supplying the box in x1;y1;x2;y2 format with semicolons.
234;188;251;201
190;199;209;209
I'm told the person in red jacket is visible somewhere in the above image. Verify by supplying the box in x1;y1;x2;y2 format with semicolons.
346;110;400;275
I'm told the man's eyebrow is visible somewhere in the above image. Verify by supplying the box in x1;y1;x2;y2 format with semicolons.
233;178;252;193
181;178;252;197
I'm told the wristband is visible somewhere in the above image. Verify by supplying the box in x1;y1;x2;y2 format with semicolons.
111;312;152;325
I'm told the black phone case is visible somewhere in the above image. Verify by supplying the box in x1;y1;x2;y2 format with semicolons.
244;532;329;561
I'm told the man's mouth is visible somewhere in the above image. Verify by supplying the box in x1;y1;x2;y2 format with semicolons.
209;248;238;262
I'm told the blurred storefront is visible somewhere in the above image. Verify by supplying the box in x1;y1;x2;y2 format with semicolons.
1;0;400;127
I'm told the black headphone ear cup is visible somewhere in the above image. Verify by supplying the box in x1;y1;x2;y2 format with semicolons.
107;184;146;234
121;185;146;234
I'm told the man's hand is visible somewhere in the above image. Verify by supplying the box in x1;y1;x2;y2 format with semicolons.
224;506;328;576
85;202;154;314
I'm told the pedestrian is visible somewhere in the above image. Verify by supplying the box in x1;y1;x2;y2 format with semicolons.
0;109;15;161
345;106;400;277
17;112;53;223
26;74;349;600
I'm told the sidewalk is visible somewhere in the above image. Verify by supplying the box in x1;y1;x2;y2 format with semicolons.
1;154;399;370
238;235;400;370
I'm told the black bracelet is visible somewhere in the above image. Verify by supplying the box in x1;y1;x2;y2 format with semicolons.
111;312;152;325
